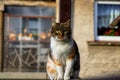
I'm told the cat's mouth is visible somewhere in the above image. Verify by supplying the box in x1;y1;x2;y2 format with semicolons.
54;36;66;41
58;36;64;39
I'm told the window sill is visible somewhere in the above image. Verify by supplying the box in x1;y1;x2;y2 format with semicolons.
0;72;48;79
88;41;120;46
95;36;120;41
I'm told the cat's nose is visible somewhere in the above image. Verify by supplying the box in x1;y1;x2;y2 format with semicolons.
58;35;64;39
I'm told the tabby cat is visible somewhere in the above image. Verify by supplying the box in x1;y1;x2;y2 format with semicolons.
46;19;80;80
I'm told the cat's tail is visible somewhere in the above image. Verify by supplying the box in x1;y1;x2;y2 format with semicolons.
71;40;80;79
73;40;80;71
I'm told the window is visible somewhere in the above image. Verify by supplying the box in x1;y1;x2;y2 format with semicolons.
3;6;55;72
95;1;120;41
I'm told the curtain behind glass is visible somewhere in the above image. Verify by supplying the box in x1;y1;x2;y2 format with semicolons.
98;4;120;28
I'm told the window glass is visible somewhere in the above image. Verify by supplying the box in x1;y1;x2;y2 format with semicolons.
95;1;120;41
3;6;55;72
5;6;55;16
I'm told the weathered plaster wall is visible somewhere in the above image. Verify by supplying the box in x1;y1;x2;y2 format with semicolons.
74;0;120;79
73;0;94;78
84;45;120;78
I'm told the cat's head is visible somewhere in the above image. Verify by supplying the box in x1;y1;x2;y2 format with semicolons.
51;19;71;41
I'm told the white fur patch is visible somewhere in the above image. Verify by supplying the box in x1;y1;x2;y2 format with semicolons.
50;37;73;64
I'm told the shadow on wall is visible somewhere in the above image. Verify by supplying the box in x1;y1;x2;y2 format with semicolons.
81;75;120;80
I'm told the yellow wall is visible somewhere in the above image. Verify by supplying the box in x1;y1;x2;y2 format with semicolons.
74;0;120;79
73;0;94;77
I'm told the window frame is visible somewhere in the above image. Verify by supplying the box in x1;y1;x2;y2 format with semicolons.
3;13;54;72
0;0;61;79
94;1;120;41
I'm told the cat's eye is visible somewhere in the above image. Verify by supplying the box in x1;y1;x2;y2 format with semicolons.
54;32;59;35
54;32;58;35
65;31;71;35
55;31;62;35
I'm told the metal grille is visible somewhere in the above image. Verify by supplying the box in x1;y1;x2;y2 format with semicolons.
3;6;55;72
3;16;51;72
4;40;50;72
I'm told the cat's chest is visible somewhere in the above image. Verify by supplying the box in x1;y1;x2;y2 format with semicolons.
50;38;73;58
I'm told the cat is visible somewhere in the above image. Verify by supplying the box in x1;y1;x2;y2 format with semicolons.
46;19;80;80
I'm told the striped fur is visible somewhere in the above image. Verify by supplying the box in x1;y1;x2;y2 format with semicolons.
46;20;80;80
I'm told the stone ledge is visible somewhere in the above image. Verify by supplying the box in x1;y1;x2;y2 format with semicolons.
0;0;56;11
0;72;48;79
4;0;56;7
88;41;120;46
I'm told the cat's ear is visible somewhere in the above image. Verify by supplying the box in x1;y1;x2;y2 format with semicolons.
66;19;71;24
51;18;56;34
64;19;71;27
51;18;56;27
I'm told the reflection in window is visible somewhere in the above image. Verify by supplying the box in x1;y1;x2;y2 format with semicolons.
95;1;120;41
7;17;52;42
3;6;55;72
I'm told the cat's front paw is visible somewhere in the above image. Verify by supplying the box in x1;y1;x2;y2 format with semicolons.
64;76;70;80
54;76;63;80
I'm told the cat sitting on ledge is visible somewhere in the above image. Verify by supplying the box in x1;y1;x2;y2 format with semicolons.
46;19;80;80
